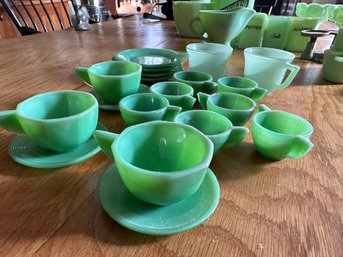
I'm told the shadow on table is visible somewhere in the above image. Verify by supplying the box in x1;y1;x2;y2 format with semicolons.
211;142;275;181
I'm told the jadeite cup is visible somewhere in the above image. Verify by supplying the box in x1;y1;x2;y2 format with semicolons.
189;8;255;46
150;81;196;111
93;121;214;205
74;61;142;104
217;76;268;102
173;70;217;94
0;90;98;152
252;105;314;160
172;1;214;38
119;93;182;126
244;47;300;93
174;110;249;154
186;42;233;81
198;92;256;126
262;16;292;50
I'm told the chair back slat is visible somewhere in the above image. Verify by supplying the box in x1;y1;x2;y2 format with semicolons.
18;0;40;31
1;0;75;36
50;0;65;29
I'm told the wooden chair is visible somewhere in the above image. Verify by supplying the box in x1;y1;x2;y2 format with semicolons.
0;0;77;36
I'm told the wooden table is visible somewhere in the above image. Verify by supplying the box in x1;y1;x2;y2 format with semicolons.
0;15;342;257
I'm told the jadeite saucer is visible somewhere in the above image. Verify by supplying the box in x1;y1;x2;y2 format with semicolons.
99;164;220;235
113;48;185;69
8;123;107;169
90;84;150;111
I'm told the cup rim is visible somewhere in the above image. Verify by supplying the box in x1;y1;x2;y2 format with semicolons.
253;109;314;137
119;93;169;114
113;120;214;177
218;76;258;90
89;60;142;78
208;92;256;112
186;42;233;55
173;70;213;82
150;81;194;97
16;90;98;122
244;47;295;62
174;109;233;137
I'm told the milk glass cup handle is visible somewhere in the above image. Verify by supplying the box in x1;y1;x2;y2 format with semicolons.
74;66;92;86
287;135;314;159
274;63;300;91
197;92;210;109
164;105;182;121
189;17;208;40
224;126;249;148
93;130;119;160
334;56;343;62
257;104;270;113
0;110;25;134
251;87;268;102
182;95;197;110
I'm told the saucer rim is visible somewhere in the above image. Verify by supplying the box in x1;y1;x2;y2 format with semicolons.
98;164;220;235
8;122;107;169
113;48;180;69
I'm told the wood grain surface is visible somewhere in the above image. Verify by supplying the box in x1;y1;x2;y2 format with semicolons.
0;16;342;257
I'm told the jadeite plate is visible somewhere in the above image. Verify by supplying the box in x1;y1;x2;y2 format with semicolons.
8;123;107;169
113;48;186;69
99;164;220;235
90;84;150;111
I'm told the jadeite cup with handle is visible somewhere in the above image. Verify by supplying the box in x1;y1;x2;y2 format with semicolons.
217;76;268;102
243;47;300;94
189;8;255;46
198;92;256;126
74;61;142;104
174;110;249;154
172;1;214;38
93;120;214;205
186;42;233;81
0;90;98;152
150;81;196;111
173;70;217;94
252;104;314;160
119;93;182;126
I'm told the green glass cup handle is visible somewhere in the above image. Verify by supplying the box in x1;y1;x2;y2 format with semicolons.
251;87;268;102
288;135;314;159
189;17;208;40
257;104;270;113
203;81;217;94
0;110;25;134
93;130;119;160
197;92;210;109
224;126;249;148
181;96;197;110
163;105;182;121
273;63;300;91
74;66;91;86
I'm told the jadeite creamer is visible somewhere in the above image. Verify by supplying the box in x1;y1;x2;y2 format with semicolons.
189;7;256;46
93;121;214;205
0;90;98;152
